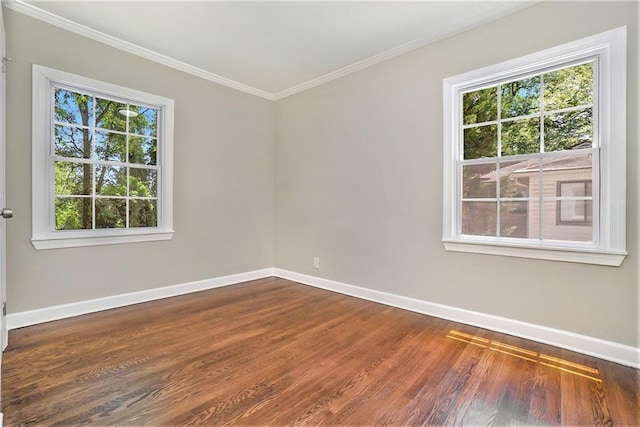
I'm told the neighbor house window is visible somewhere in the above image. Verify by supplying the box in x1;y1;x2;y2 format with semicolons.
442;27;626;266
32;65;174;249
556;180;592;226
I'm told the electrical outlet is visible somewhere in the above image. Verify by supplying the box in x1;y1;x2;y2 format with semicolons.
313;257;320;269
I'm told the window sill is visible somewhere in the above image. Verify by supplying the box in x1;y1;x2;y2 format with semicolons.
442;239;626;266
32;231;174;250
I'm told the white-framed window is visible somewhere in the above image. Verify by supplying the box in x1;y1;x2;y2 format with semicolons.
442;27;626;266
32;65;175;249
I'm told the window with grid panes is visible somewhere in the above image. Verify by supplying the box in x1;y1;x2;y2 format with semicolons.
442;27;627;266
32;65;174;249
460;61;595;242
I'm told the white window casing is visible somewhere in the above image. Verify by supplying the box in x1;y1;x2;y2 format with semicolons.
32;65;175;249
442;27;626;266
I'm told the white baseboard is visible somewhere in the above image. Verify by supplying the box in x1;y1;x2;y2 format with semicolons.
272;268;640;369
7;268;274;330
7;266;638;368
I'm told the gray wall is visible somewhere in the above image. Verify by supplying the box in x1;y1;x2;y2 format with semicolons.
5;10;275;312
275;1;639;347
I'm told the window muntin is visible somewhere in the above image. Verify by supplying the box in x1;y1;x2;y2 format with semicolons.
459;61;597;243
53;86;160;231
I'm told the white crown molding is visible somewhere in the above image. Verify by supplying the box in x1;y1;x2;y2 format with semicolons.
4;0;538;101
272;269;640;369
272;1;539;100
7;268;274;329
2;0;276;101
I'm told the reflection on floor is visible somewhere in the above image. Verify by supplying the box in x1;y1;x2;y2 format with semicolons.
446;330;601;382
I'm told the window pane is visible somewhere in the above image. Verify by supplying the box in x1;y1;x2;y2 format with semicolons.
544;201;592;241
501;76;540;118
55;88;93;127
544;108;592;152
558;199;592;223
462;201;497;236
95;98;127;132
55;197;92;230
499;159;538;198
94;131;126;162
463;87;497;125
95;165;126;197
129;168;157;198
464;125;497;160
542;155;592;202
55;161;92;195
128;137;157;166
55;125;90;158
129;106;158;137
130;199;157;228
558;181;590;198
543;63;593;111
500;201;530;238
95;198;126;229
501;117;540;156
462;164;496;198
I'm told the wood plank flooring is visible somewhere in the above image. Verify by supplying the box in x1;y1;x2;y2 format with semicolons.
2;277;638;425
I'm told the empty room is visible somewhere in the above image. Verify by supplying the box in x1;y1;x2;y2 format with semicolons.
0;0;638;424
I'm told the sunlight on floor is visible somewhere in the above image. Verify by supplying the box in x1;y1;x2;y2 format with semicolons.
446;330;601;382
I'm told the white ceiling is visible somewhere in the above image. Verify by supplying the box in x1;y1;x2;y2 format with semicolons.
12;1;537;99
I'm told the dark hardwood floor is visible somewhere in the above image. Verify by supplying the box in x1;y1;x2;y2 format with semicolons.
2;277;638;425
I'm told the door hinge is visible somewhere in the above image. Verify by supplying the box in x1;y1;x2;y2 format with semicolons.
1;57;12;74
2;302;6;316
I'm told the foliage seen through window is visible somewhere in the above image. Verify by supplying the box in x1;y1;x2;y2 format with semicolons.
54;88;159;231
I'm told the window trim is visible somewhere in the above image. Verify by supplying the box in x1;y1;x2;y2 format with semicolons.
32;65;175;249
442;27;626;266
